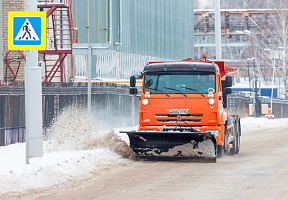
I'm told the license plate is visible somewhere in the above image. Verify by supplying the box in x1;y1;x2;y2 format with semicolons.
168;109;188;115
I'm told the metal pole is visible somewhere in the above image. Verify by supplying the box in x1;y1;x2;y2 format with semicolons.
237;31;262;96
87;0;90;43
279;70;281;98
116;0;122;49
271;57;276;113
248;33;261;96
247;60;251;96
108;0;113;47
254;79;258;117
278;50;281;98
131;96;135;126
257;37;261;96
0;0;3;80
253;58;256;117
26;0;43;164
87;47;91;111
214;0;222;60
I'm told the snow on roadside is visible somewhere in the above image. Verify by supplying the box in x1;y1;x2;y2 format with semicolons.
0;113;287;196
0;144;123;194
0;108;135;195
241;117;288;134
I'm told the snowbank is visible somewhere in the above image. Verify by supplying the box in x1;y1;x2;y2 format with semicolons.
0;145;123;194
241;117;288;133
0;108;135;196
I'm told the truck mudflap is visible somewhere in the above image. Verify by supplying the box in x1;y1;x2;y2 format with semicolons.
120;131;218;161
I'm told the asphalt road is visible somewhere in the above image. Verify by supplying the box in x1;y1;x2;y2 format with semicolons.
30;124;288;200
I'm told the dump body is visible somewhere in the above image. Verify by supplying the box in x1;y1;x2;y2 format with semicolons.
122;60;240;161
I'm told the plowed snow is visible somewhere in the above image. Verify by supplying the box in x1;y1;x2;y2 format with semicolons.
160;139;215;157
45;108;135;160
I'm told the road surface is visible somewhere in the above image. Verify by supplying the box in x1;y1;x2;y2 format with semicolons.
10;124;288;200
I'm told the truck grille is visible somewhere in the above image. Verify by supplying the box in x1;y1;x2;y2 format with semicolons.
155;114;203;123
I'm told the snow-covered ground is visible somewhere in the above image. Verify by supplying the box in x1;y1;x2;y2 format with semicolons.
0;113;287;196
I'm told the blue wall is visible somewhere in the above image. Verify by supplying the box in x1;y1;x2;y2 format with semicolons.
232;88;278;97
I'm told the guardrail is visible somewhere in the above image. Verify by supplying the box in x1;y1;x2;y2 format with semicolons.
0;83;138;146
1;84;288;146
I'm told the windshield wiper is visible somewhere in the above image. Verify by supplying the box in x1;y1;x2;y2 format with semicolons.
146;87;170;97
181;86;205;97
163;87;187;97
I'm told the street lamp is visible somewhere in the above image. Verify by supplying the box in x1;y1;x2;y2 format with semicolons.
236;30;262;96
247;57;255;96
278;46;284;98
264;48;276;118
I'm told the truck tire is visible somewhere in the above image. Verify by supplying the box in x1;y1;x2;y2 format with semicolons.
217;145;224;158
230;137;236;155
224;118;230;154
229;121;237;155
235;119;241;154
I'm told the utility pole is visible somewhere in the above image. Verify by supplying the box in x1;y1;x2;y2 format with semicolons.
247;59;253;96
253;59;258;117
214;0;222;60
0;0;3;80
271;57;276;113
25;0;43;164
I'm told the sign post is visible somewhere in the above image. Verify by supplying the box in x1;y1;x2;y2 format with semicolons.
8;1;46;164
0;0;3;80
72;43;109;111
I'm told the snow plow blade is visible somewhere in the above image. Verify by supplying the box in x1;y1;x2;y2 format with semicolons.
120;131;217;161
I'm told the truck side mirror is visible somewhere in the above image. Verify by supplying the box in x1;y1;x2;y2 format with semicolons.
225;76;232;87
129;76;137;95
223;88;232;95
223;95;228;108
130;76;136;87
222;88;232;108
129;87;138;95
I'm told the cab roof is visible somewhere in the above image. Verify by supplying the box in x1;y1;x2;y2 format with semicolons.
144;62;219;73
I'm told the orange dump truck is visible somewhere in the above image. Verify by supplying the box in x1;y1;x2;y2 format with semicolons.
121;57;241;161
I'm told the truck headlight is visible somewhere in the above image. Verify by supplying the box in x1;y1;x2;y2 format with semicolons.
208;98;215;105
142;99;149;105
206;130;219;136
208;88;214;97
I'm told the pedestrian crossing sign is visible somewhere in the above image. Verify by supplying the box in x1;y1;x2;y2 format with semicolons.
8;12;46;50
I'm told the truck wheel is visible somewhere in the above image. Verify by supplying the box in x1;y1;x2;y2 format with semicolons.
238;118;241;137
230;122;237;155
230;138;236;155
217;145;224;158
235;120;240;154
224;118;230;154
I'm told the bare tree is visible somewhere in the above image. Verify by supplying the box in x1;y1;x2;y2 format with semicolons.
261;0;288;98
195;0;274;9
221;0;274;9
194;0;213;9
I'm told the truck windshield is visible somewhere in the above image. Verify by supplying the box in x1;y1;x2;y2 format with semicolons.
144;72;216;94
